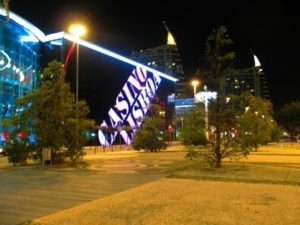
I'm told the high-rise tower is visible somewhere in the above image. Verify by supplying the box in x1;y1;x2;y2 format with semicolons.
130;22;185;98
225;53;269;99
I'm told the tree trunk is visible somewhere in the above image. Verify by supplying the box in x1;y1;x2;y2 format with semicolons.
215;146;222;168
215;116;222;168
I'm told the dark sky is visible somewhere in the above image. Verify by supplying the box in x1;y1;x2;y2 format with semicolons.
9;0;300;117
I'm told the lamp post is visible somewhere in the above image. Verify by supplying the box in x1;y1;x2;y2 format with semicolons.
195;85;217;139
69;24;86;147
68;24;86;105
191;80;200;95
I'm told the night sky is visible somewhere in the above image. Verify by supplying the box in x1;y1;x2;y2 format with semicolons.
9;0;300;121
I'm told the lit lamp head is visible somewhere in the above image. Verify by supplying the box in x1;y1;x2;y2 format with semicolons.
68;24;87;38
191;80;200;94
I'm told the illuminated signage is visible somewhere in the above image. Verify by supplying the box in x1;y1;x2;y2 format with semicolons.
98;67;161;146
0;50;11;71
0;50;32;83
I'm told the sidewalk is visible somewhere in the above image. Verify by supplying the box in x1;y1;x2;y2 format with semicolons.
0;156;10;168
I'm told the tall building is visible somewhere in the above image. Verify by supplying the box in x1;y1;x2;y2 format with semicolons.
0;9;40;145
130;25;185;98
225;54;269;98
130;25;185;131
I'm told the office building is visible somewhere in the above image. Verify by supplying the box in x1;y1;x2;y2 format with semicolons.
225;66;269;98
130;27;185;98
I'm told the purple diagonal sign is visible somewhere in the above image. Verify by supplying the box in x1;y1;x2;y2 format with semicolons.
98;67;161;146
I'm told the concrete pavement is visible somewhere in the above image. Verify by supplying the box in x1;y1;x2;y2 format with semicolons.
0;151;185;225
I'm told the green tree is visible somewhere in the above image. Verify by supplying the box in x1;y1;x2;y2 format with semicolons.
204;95;251;165
6;60;94;164
271;125;283;143
132;104;166;152
196;27;276;167
64;100;95;163
203;26;241;168
199;26;265;167
232;92;276;151
180;106;207;146
276;101;300;142
203;26;236;93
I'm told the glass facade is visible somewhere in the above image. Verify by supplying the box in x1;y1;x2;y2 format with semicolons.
0;17;40;146
225;67;269;99
131;45;185;98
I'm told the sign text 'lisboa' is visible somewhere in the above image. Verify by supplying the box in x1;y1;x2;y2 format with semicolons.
98;67;161;146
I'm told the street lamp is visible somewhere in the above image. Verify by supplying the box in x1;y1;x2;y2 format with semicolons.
195;85;217;139
68;24;86;148
68;24;86;105
191;80;200;95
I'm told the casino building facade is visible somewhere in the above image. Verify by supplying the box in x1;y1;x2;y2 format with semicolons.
0;9;40;146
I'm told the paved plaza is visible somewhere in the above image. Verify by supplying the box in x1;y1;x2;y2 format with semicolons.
0;150;185;225
1;144;300;225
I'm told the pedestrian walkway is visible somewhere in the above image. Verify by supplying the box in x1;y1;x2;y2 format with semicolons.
0;151;185;225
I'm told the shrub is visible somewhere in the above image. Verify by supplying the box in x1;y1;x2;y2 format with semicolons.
4;136;35;166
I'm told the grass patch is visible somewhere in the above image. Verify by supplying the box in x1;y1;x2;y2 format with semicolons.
165;157;300;186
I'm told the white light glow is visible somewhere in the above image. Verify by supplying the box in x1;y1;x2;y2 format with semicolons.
0;50;12;71
69;24;86;37
175;105;193;108
20;35;39;43
50;40;63;46
195;87;217;140
44;32;64;42
195;91;217;103
253;54;261;67
19;72;25;82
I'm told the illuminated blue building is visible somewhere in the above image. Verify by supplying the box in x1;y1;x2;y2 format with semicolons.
0;10;40;145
